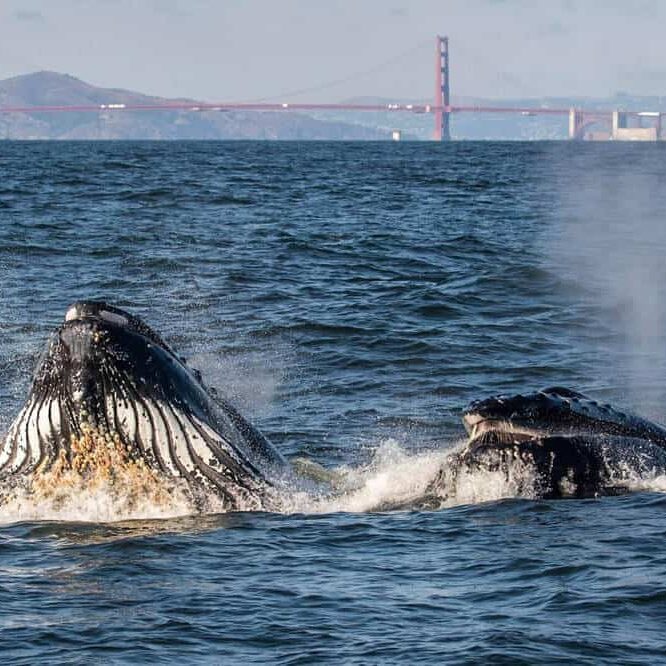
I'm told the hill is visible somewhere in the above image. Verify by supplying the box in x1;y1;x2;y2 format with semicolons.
0;72;391;140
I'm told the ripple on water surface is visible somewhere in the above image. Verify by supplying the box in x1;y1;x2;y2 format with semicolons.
1;496;665;663
1;142;666;663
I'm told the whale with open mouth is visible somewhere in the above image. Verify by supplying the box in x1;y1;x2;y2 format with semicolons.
429;386;666;501
462;386;666;445
0;301;296;512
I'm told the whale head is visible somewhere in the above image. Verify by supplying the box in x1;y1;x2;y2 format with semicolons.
462;386;666;445
0;301;288;510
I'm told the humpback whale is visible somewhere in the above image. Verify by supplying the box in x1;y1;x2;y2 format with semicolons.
0;301;296;512
2;302;663;514
430;387;666;500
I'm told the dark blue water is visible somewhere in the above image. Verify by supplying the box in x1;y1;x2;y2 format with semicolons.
1;141;666;663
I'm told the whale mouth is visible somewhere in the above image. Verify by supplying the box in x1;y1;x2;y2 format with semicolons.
463;407;537;438
66;304;128;327
0;301;282;511
62;301;175;353
463;416;540;443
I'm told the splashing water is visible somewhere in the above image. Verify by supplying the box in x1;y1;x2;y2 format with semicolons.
287;439;452;514
188;348;289;420
288;439;538;513
290;438;666;514
605;463;666;495
0;437;536;523
3;434;666;525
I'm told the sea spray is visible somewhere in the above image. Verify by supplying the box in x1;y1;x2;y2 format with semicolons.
291;439;451;514
546;148;666;417
284;438;543;514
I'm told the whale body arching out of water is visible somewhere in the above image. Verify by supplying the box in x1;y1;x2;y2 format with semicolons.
1;301;666;513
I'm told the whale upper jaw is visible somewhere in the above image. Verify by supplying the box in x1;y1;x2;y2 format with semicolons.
63;301;175;352
66;302;129;327
462;414;541;443
462;386;666;445
34;304;188;434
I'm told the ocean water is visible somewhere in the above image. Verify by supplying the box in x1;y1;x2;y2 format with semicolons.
1;140;666;662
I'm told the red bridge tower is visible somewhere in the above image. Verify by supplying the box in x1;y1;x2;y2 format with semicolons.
434;35;451;141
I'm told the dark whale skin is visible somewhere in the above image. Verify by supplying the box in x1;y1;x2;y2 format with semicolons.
463;386;666;446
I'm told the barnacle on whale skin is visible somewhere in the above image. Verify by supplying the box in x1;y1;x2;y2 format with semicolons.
24;425;186;512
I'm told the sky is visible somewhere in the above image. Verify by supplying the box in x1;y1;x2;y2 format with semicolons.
1;0;665;103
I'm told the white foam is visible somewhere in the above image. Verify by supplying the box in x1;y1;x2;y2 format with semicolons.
624;475;666;493
0;478;197;524
281;439;448;514
432;454;539;507
605;462;666;494
279;438;541;514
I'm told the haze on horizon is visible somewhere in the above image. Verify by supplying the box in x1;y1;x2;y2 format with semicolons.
1;0;664;104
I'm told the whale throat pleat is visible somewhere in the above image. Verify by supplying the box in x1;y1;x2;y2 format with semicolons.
98;366;260;501
0;391;64;474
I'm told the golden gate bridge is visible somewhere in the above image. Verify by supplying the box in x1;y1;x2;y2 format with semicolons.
0;37;654;140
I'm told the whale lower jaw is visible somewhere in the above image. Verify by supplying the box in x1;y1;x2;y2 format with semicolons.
0;302;301;516
0;391;273;512
428;433;666;503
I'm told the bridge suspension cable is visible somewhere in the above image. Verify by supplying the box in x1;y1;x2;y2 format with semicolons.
242;38;432;103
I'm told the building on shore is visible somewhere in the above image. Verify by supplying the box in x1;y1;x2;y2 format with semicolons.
610;111;660;141
570;109;663;141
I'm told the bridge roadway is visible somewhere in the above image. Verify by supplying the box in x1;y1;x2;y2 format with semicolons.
0;102;616;117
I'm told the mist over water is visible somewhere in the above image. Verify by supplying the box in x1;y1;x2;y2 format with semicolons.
544;147;666;419
1;142;666;662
